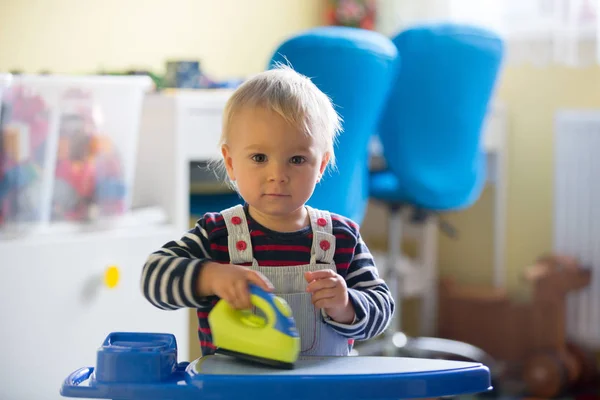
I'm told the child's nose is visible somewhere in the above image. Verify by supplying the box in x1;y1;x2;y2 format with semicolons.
268;163;288;182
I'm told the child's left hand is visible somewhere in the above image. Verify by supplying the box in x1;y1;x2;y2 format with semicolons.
304;270;355;324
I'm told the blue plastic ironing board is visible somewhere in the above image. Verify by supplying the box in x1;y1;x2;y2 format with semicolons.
60;332;491;400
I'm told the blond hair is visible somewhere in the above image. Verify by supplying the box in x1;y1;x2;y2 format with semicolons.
219;64;342;169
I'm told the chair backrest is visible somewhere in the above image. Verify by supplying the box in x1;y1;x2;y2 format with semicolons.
378;23;504;210
269;26;398;224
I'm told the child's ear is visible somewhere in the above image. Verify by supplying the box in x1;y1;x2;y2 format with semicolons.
221;145;236;181
317;152;331;181
320;152;331;174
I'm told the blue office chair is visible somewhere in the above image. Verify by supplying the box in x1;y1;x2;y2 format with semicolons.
368;23;505;351
269;26;399;224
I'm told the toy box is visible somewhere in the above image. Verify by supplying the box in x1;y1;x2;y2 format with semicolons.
0;74;11;150
0;74;152;232
0;73;11;100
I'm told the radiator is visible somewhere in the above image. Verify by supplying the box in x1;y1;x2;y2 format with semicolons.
554;110;600;349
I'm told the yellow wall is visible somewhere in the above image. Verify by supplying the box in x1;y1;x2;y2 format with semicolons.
438;65;600;295
0;0;325;78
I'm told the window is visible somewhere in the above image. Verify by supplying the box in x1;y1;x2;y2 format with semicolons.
375;0;599;66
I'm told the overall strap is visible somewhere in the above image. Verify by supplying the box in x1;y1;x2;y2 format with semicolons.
221;205;255;265
306;206;336;264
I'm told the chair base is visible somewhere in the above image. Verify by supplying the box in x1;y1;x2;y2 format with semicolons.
355;204;439;357
353;333;503;387
377;205;439;337
371;252;432;297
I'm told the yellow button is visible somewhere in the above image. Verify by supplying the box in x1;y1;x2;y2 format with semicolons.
274;296;292;318
104;265;120;289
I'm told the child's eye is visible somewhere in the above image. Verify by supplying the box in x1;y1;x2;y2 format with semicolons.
251;154;267;163
290;156;306;165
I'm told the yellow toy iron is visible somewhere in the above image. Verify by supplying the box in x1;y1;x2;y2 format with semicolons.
208;284;300;369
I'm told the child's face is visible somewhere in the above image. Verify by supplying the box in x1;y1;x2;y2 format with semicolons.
222;106;329;219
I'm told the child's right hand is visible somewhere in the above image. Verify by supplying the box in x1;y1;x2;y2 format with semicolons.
201;262;274;309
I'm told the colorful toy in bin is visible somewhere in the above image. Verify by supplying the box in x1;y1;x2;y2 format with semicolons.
0;85;52;225
60;331;493;400
52;88;127;222
208;284;300;369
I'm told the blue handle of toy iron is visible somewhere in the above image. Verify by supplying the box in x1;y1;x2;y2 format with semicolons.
248;283;273;302
247;284;298;338
248;284;280;318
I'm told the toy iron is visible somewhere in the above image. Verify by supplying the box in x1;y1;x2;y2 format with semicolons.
208;284;300;369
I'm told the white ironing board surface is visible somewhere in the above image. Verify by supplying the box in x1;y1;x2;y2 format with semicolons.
193;354;480;376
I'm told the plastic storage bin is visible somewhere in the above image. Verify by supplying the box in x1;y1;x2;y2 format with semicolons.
0;73;11;144
0;74;12;133
0;73;11;102
0;74;152;232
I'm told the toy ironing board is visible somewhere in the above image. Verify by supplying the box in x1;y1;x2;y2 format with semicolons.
60;331;491;400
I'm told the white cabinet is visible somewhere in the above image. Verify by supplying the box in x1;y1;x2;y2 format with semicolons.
0;226;189;400
135;90;233;233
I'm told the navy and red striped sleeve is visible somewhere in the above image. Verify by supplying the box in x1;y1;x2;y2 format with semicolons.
140;212;224;310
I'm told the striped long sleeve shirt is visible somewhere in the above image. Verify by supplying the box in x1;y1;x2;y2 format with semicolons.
141;205;394;355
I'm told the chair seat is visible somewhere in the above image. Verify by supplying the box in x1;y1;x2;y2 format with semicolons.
369;169;485;212
369;169;409;203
